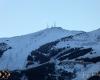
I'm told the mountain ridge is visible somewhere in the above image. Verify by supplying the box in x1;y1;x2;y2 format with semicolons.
0;27;99;80
0;27;83;70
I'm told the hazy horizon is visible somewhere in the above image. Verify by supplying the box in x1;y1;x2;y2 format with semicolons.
0;26;99;38
0;0;100;37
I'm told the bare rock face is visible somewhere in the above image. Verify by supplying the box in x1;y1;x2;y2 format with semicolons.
0;42;11;57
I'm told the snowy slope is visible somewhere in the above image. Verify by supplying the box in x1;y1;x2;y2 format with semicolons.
25;28;100;80
56;29;100;57
0;27;83;70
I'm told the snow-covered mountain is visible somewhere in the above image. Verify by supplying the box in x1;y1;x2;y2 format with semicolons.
0;27;83;70
0;27;100;80
25;28;100;80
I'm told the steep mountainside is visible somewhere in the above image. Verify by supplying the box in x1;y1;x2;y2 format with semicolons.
0;27;99;80
25;29;100;80
0;27;82;70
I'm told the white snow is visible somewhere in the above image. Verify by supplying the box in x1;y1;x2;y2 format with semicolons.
0;27;82;70
0;27;99;80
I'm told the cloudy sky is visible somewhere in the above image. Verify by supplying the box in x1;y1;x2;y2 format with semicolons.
0;0;100;37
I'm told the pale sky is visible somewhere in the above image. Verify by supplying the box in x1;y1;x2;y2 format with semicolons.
0;0;100;37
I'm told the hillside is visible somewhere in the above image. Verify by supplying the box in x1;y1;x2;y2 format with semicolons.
0;27;99;80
